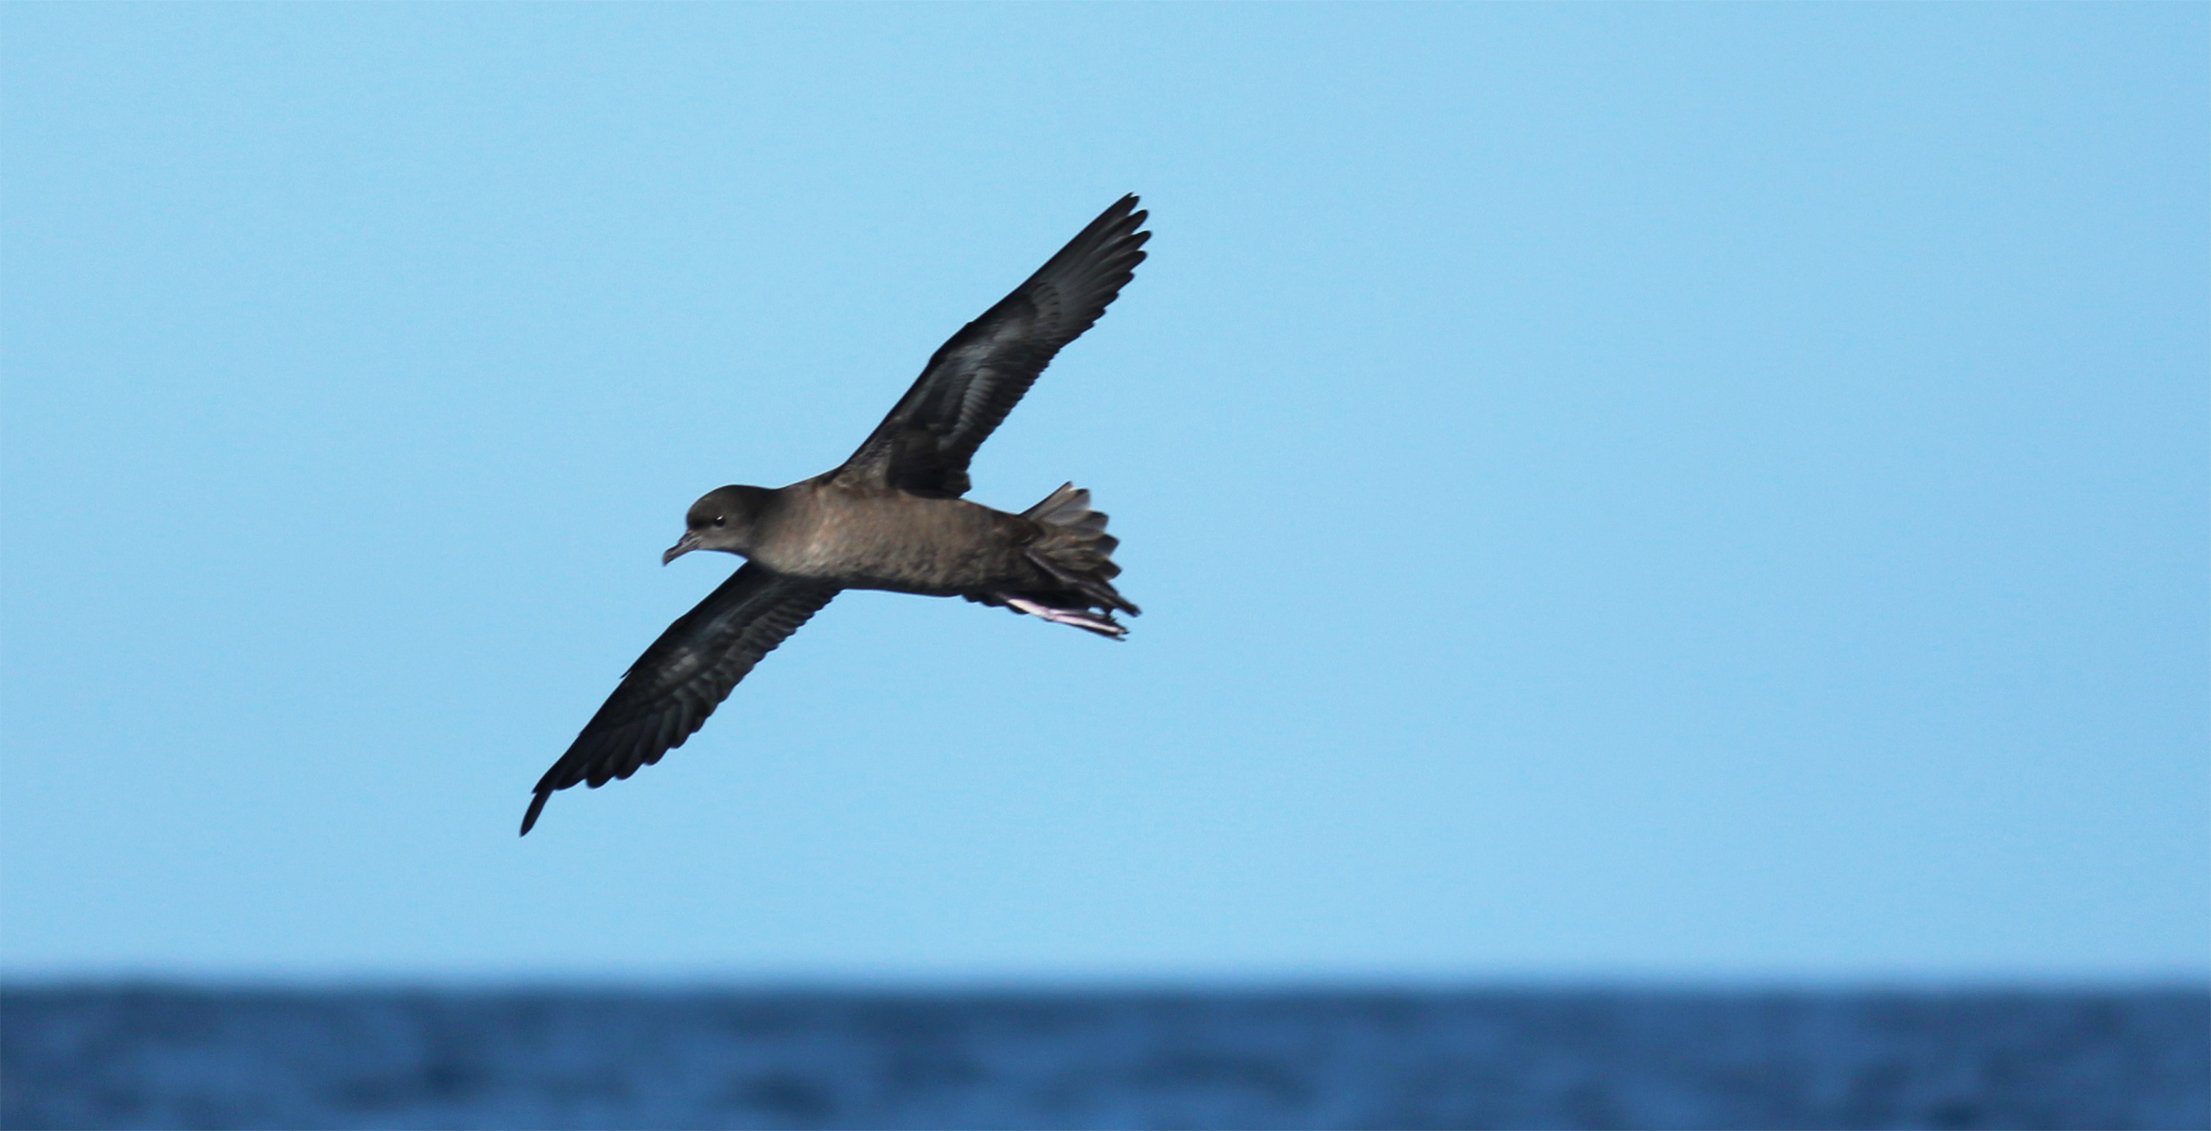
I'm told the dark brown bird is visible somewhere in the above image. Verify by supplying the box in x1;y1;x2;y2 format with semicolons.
522;195;1149;835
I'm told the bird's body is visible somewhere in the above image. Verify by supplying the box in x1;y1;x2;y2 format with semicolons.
728;477;1041;596
521;195;1150;835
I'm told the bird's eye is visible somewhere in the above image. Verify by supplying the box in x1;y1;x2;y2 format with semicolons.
712;515;727;527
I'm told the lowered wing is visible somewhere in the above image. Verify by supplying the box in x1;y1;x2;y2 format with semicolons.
523;564;838;835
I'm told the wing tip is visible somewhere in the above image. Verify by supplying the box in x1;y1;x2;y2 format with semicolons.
520;788;551;837
1090;193;1148;243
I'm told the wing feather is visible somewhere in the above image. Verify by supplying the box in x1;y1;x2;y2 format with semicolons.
841;195;1149;496
521;565;838;834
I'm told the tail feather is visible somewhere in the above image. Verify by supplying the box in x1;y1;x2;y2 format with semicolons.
999;482;1140;637
1022;483;1101;529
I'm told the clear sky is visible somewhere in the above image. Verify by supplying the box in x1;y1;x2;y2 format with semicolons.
3;5;2204;984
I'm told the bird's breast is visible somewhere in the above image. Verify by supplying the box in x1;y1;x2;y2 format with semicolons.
750;492;1029;595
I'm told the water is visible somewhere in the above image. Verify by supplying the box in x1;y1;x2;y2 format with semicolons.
4;986;2205;1129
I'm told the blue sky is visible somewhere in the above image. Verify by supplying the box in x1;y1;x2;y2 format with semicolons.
3;5;2204;983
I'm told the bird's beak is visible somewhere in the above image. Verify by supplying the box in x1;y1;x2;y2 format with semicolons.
663;531;701;566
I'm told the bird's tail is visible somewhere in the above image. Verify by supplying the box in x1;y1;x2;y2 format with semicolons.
999;483;1139;638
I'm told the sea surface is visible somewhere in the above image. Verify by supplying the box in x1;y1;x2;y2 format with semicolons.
3;985;2205;1129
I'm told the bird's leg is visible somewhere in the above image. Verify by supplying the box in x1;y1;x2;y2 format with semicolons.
1001;595;1125;638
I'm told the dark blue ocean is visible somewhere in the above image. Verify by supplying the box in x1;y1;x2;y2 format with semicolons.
3;985;2204;1129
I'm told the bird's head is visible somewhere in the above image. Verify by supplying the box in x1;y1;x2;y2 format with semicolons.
664;485;772;564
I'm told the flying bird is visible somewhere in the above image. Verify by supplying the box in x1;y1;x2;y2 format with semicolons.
522;195;1150;835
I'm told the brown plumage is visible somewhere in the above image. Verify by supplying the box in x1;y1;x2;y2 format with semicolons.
522;195;1149;836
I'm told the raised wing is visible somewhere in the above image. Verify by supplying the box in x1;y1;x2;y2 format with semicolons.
841;194;1149;497
522;565;838;835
